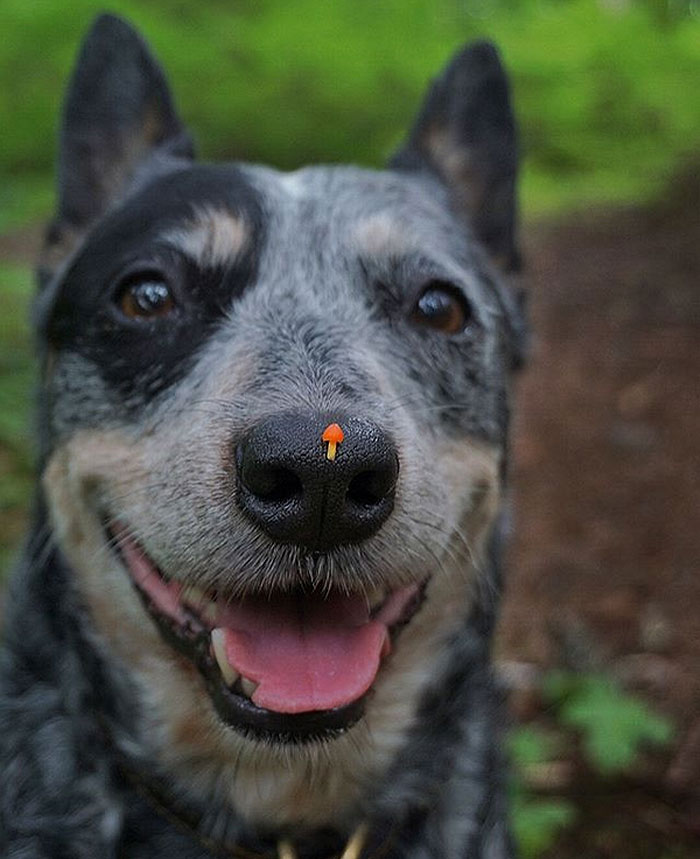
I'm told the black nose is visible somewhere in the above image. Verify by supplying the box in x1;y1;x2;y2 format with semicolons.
236;413;399;551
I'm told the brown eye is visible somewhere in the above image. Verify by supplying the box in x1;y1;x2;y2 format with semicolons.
410;281;471;334
117;274;175;320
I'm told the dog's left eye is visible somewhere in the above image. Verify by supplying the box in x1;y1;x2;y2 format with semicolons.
116;274;176;320
410;281;471;335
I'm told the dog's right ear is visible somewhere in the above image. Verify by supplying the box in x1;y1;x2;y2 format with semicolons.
391;41;519;273
39;14;193;286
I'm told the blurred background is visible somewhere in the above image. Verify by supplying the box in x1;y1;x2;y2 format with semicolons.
0;0;698;856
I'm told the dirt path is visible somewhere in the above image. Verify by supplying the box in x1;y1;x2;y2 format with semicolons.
498;169;700;856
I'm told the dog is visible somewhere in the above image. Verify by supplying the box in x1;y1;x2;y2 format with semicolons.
0;13;525;859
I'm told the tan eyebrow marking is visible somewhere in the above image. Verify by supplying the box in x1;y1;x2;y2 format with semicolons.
351;212;411;257
164;206;249;267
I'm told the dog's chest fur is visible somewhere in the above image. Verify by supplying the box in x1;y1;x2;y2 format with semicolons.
0;14;524;859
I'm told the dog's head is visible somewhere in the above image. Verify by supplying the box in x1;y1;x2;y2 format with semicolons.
36;14;523;827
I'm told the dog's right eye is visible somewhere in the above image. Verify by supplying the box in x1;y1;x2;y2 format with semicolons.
410;280;472;335
116;273;176;320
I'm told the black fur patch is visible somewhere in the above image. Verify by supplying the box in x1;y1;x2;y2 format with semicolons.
42;166;264;402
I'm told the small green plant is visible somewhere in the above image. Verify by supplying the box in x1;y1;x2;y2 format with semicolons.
544;670;674;774
511;792;576;859
509;670;673;857
509;725;576;858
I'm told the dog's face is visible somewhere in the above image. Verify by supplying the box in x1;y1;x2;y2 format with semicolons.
36;15;522;827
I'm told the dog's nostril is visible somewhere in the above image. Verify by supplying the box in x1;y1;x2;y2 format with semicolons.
243;465;303;503
347;470;395;507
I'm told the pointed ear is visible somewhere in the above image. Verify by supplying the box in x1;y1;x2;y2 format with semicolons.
391;41;520;272
39;14;194;284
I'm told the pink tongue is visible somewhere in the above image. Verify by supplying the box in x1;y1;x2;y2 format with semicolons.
217;593;391;714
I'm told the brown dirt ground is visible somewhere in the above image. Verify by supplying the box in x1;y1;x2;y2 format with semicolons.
498;167;700;857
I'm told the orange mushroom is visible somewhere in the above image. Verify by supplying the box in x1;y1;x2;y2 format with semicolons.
321;423;344;461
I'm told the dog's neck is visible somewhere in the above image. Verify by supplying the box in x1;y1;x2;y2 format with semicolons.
108;748;382;859
110;742;399;859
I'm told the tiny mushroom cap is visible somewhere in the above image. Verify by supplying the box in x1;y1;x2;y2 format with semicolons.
322;423;344;462
322;423;345;444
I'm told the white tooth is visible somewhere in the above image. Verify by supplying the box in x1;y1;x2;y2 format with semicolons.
211;628;239;687
240;676;258;698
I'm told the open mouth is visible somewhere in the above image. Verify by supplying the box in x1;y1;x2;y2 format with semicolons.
109;524;426;742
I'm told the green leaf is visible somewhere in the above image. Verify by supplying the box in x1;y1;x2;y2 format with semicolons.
511;796;576;859
545;671;673;774
508;725;562;769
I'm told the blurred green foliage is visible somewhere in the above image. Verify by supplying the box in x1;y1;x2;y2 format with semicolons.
0;264;34;572
544;669;674;773
0;0;698;230
512;793;577;859
509;726;577;858
510;671;674;856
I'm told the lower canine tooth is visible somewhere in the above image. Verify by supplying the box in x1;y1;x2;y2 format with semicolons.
211;628;239;687
240;677;258;698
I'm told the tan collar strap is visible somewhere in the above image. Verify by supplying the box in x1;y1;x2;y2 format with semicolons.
278;823;369;859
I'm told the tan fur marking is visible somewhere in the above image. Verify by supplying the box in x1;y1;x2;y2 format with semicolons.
43;413;500;829
351;213;411;257
424;125;481;215
164;207;248;267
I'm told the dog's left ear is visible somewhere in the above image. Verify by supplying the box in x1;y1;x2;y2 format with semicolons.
39;14;194;285
391;41;519;273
